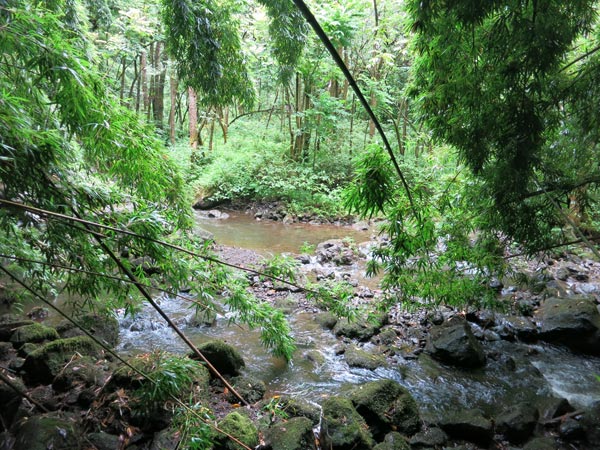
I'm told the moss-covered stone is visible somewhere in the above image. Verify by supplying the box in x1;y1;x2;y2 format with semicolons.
0;374;24;431
351;380;421;440
216;411;259;450
373;432;410;450
195;340;245;376
52;356;105;392
227;375;266;404
10;323;59;348
321;396;375;450
56;313;120;348
13;414;81;450
0;314;34;341
345;345;387;370
22;336;100;384
265;416;316;450
333;314;385;341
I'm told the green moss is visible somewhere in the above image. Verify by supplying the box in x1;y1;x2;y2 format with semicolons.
197;340;245;376
322;396;374;449
373;432;410;450
23;336;100;384
265;416;315;450
217;412;259;450
10;323;59;347
351;380;421;439
13;414;81;450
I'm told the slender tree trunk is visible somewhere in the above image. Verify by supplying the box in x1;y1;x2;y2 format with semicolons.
129;58;139;110
208;115;215;151
119;56;126;103
152;42;166;129
141;50;148;116
169;71;178;144
188;87;199;149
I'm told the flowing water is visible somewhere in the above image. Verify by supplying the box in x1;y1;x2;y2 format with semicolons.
115;212;600;418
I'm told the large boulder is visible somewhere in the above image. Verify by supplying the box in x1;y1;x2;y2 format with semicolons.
215;412;258;450
373;432;410;450
345;345;387;370
12;414;81;450
0;374;24;431
56;313;120;348
264;416;317;450
496;402;539;444
0;315;34;341
425;317;486;368
334;314;386;341
10;323;59;348
350;379;421;440
321;396;375;449
537;296;600;354
195;340;245;376
22;336;100;384
438;409;493;447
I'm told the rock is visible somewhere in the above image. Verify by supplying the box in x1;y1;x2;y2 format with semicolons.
10;323;59;348
496;402;539;444
192;197;224;210
438;409;493;447
264;416;316;450
373;432;410;450
345;345;387;370
56;313;120;348
0;315;34;341
315;239;357;266
227;375;266;404
279;397;322;424
12;414;81;450
315;312;337;330
425;317;486;368
0;341;12;358
187;309;217;327
0;374;24;431
494;316;538;341
409;426;448;448
321;396;375;450
333;315;386;341
149;429;180;450
350;379;421;440
195;340;245;376
215;412;258;450
537;396;574;421
22;336;100;385
522;436;557;450
537;296;600;354
559;417;585;441
26;306;49;321
581;401;600;446
86;432;121;450
52;356;105;392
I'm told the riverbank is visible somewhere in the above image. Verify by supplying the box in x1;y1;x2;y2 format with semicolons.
2;212;600;449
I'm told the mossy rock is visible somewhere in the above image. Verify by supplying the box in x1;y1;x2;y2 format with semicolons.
10;323;59;348
265;416;316;450
333;314;386;341
215;411;259;450
0;314;34;341
373;432;410;450
278;397;322;424
195;340;245;376
56;313;119;348
187;309;217;327
321;396;375;449
13;414;81;450
0;374;24;431
351;380;421;440
52;356;105;392
227;375;266;404
22;336;100;384
314;311;337;330
345;345;387;370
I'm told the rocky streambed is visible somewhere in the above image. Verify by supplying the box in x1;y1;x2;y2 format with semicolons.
1;209;600;449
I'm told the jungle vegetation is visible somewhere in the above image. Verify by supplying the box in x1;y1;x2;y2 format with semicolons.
1;0;600;359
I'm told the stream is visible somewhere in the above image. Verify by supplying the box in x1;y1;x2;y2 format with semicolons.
117;210;600;422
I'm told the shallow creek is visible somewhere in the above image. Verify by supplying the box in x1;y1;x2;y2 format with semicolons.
117;211;600;421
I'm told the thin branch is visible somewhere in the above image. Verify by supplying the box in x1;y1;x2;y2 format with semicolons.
561;43;600;72
228;107;276;127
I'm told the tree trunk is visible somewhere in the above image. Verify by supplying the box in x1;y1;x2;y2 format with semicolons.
141;50;149;116
119;56;126;103
169;71;178;144
152;42;166;129
188;87;199;149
